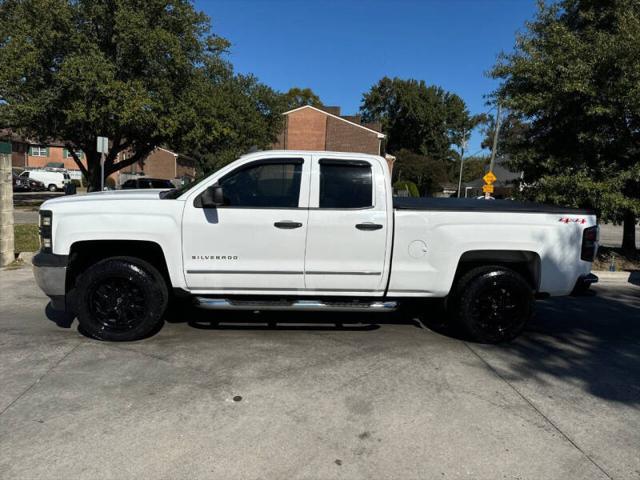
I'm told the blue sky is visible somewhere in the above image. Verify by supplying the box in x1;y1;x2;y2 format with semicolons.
196;0;539;153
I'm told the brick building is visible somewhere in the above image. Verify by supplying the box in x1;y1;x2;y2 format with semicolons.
1;129;195;185
117;147;196;184
272;105;394;170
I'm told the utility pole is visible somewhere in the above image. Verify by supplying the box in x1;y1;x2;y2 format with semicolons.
97;136;109;191
489;103;502;174
0;150;15;266
456;129;468;198
100;152;105;191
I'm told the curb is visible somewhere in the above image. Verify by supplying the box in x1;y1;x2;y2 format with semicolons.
17;251;35;265
592;270;639;284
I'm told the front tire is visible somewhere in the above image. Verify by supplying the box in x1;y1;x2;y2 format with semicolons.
48;184;57;192
75;257;168;341
451;266;533;343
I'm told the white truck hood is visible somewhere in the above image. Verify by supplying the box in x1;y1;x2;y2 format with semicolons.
41;189;168;207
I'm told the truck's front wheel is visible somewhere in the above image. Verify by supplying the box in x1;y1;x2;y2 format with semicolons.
451;266;533;343
75;257;168;341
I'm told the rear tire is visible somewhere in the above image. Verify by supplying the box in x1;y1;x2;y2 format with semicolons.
450;266;533;343
75;257;168;341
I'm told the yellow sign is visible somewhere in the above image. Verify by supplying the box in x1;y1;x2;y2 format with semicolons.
483;171;497;184
482;184;494;193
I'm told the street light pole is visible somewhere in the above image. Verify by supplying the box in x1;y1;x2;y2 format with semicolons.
489;103;502;174
456;130;467;198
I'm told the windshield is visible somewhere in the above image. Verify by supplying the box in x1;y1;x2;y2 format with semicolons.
160;174;209;199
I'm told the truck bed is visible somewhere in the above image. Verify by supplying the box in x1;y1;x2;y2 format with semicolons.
393;197;594;215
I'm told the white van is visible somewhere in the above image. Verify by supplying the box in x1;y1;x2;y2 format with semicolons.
21;170;71;192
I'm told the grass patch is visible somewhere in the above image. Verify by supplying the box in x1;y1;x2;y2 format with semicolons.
593;246;640;272
14;224;39;253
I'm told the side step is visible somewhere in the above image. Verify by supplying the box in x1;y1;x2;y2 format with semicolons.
194;297;398;312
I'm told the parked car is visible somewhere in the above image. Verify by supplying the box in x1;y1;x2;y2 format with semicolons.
21;170;70;192
33;150;598;343
12;172;45;192
121;178;175;189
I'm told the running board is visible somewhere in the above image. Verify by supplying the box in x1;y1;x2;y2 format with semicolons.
194;297;398;312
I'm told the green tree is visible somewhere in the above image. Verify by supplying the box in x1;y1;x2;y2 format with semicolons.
0;0;280;190
392;149;451;196
393;180;420;197
360;77;483;160
490;0;640;253
282;87;323;110
457;156;490;184
184;72;286;174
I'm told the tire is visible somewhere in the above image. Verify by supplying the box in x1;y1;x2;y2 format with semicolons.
48;184;57;192
75;257;168;341
450;265;533;343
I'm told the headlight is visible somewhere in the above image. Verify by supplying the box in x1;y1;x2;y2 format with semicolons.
39;210;53;252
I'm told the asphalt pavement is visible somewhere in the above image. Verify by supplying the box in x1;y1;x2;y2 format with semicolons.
0;265;638;479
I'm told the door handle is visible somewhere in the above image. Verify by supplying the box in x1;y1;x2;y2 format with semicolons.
274;221;303;229
356;223;383;231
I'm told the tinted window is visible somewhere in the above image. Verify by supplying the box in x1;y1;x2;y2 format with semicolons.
319;162;372;208
219;161;302;208
21;171;29;178
122;180;136;189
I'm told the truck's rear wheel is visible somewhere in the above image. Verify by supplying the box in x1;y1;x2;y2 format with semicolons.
75;257;168;341
451;266;533;343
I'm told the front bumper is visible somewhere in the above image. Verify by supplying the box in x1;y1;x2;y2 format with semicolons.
32;252;69;311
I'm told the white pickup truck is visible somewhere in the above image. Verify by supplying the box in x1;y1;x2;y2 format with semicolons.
33;150;598;343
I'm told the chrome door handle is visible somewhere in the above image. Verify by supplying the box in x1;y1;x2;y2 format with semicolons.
274;221;303;229
356;223;383;231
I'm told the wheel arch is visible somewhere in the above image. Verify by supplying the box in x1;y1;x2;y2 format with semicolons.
452;250;541;291
66;240;172;294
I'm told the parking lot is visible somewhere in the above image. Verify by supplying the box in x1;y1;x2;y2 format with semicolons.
0;265;639;479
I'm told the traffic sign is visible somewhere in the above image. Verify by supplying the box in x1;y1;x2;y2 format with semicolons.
482;184;494;193
96;136;109;154
483;171;497;184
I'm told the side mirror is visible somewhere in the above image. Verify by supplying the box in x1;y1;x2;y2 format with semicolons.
199;184;224;208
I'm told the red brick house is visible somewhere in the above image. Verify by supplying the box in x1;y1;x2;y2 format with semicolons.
272;105;394;171
117;147;196;184
1;129;195;184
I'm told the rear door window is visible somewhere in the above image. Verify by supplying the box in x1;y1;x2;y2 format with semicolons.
319;160;373;209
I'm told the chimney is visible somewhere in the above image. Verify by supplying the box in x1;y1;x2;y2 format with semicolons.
320;106;341;116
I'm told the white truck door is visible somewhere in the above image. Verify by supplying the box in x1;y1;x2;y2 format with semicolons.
304;156;389;293
182;156;311;292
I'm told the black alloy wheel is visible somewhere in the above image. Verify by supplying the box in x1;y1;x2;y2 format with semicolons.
75;257;168;341
452;266;533;343
88;277;147;333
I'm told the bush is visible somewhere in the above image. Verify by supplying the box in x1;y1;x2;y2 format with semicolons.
394;180;420;197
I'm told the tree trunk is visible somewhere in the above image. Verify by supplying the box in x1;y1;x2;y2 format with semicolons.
622;210;637;254
86;153;103;192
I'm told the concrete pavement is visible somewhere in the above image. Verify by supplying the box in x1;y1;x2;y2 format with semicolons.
0;265;639;479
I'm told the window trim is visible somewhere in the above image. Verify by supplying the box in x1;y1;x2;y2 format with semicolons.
195;158;305;210
317;158;375;210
